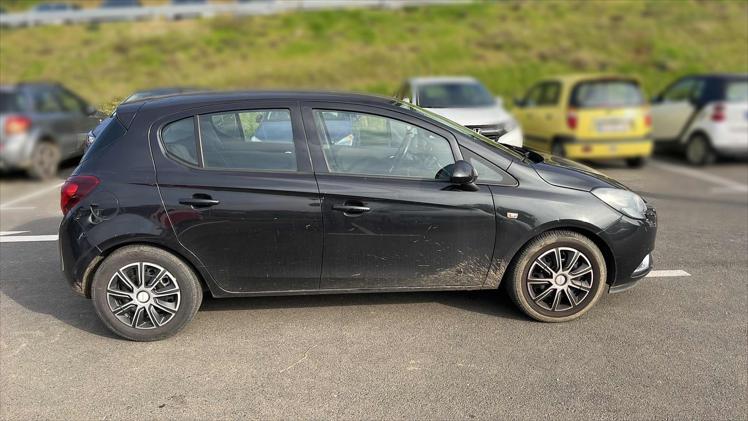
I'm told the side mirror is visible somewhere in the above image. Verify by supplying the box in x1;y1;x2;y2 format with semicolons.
450;160;478;191
650;95;661;104
513;97;524;108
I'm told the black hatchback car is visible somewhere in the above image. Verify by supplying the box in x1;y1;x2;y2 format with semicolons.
59;91;657;341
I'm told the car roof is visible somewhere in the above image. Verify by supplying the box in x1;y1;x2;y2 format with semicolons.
684;73;748;80
116;90;406;127
408;76;480;86
544;74;642;85
125;90;398;112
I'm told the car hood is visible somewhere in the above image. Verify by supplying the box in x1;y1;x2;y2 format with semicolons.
530;151;629;191
424;105;512;126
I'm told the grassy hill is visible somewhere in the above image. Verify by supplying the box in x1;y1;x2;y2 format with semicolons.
1;1;746;111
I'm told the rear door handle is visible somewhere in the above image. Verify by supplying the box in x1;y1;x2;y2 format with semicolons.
179;196;220;208
332;204;371;215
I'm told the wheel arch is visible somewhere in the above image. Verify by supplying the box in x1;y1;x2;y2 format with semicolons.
500;225;617;288
80;239;211;299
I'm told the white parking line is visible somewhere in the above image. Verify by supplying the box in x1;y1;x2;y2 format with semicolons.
645;270;691;277
0;182;63;209
0;206;37;211
652;160;748;193
0;235;58;243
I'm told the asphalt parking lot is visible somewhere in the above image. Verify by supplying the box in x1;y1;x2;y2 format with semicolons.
1;157;746;420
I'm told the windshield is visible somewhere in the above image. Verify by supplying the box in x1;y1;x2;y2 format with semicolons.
395;100;524;160
570;80;644;108
725;80;748;102
417;82;495;108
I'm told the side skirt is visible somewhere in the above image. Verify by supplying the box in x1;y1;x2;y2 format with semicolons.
209;284;495;298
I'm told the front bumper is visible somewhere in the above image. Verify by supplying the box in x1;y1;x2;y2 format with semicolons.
603;205;657;292
564;138;653;159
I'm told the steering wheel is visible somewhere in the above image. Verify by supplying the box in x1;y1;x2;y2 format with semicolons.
388;127;416;174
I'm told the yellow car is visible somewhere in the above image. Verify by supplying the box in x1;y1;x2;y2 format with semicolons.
513;74;653;167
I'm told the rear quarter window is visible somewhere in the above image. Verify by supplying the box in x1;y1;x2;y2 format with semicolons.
725;80;748;102
570;80;644;108
0;92;25;113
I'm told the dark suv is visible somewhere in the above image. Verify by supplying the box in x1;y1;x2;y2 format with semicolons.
59;91;657;341
1;83;101;179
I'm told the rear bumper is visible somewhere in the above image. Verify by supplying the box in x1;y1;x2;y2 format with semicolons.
564;138;653;159
59;214;100;297
0;134;34;170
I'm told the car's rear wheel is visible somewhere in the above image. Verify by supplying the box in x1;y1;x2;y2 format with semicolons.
28;141;60;180
91;245;203;341
685;133;715;166
507;230;607;322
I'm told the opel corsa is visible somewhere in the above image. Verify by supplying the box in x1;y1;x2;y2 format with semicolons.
59;92;657;341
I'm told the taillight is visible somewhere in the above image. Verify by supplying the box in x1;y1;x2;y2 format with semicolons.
644;113;652;128
566;109;578;130
711;103;725;122
61;175;100;215
4;115;31;136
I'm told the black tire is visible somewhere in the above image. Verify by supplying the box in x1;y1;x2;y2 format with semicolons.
685;133;715;166
551;141;566;157
91;245;203;341
27;141;60;180
625;156;646;168
506;230;607;322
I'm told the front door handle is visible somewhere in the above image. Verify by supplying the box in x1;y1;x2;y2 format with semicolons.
332;203;371;215
179;195;220;208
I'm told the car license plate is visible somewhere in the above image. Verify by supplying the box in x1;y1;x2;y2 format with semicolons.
596;118;631;133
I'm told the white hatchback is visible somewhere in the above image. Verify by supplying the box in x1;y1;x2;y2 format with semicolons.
395;76;523;147
650;74;748;165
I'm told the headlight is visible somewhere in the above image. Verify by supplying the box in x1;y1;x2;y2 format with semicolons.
591;187;647;219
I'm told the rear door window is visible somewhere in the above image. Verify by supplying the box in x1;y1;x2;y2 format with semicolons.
198;109;296;171
570;80;644;108
32;89;63;113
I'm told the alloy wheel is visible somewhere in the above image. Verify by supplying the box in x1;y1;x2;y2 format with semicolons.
526;247;594;312
106;262;181;329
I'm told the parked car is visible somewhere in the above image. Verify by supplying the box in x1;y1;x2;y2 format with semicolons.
59;91;657;341
513;74;653;167
85;87;202;151
31;2;81;12
394;77;523;147
650;73;748;165
0;82;101;179
100;0;141;8
169;0;207;20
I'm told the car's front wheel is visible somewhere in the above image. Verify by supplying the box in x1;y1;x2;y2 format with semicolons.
507;230;607;322
91;245;203;341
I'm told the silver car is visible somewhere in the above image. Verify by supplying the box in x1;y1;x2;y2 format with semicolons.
0;83;101;179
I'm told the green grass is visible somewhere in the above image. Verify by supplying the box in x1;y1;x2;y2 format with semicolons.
1;1;746;112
